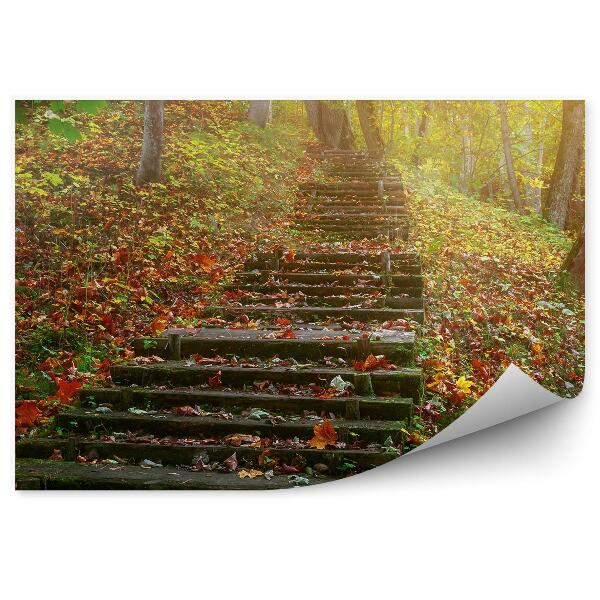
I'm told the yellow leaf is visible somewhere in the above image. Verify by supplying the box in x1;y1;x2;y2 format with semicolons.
238;469;264;479
455;376;474;394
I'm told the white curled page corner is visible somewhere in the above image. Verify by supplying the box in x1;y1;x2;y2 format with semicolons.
410;364;566;453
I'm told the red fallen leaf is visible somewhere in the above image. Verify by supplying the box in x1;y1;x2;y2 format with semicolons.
94;358;112;378
275;318;292;326
253;380;271;392
164;250;175;261
224;452;238;471
354;354;395;372
47;377;82;404
282;249;296;262
169;406;200;416
76;454;88;463
112;247;129;266
15;401;42;428
189;253;215;273
49;449;63;461
308;419;338;449
279;463;301;474
208;370;222;387
101;313;116;334
150;316;169;334
275;328;296;339
191;354;228;365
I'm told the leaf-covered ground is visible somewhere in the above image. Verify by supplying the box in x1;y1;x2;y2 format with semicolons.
401;165;585;445
15;106;584;450
16;101;306;411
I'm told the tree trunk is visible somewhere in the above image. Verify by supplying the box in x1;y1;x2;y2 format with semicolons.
356;100;385;158
522;102;536;210
532;114;546;215
546;101;585;229
497;100;523;212
248;100;272;128
304;101;354;149
413;100;433;164
562;230;584;290
459;128;474;193
135;100;164;185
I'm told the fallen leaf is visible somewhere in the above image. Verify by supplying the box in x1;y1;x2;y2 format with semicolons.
308;419;338;449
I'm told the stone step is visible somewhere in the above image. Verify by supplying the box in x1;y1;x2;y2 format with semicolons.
223;283;424;298
110;362;423;399
225;294;424;309
78;387;413;420
15;459;324;490
244;260;419;274
235;271;423;287
16;439;399;472
133;327;415;364
55;409;407;444
202;305;424;325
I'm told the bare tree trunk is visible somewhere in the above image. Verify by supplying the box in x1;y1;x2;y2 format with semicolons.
136;100;164;185
497;100;523;212
413;100;434;165
459;129;474;193
533;114;546;214
546;100;585;229
522;102;536;209
248;100;272;128
304;100;354;149
356;100;385;158
388;101;396;150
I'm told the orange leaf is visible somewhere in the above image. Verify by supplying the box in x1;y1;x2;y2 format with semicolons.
276;328;296;339
282;249;296;263
15;402;42;428
190;253;215;273
308;419;338;449
276;318;292;326
47;377;82;404
354;354;394;372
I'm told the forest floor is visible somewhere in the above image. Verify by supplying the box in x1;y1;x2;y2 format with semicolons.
15;103;584;445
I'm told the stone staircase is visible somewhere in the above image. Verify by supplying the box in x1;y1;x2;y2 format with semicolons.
16;148;424;490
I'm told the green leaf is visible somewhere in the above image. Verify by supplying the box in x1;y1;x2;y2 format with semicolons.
42;171;64;187
49;100;65;113
47;118;81;142
15;102;28;124
75;100;107;115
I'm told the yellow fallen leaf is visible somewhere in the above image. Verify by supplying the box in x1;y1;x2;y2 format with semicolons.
238;469;264;479
455;375;474;394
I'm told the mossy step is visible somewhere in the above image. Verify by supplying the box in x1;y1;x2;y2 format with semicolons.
202;305;424;324
55;409;406;443
110;362;423;398
235;271;422;286
15;459;323;490
244;261;420;274
79;387;413;420
223;283;424;298
17;438;400;470
134;328;415;364
228;294;423;308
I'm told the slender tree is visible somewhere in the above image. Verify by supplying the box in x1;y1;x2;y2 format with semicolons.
356;100;385;158
304;100;354;149
497;100;523;212
545;101;584;229
135;100;164;185
248;100;272;128
413;100;434;164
